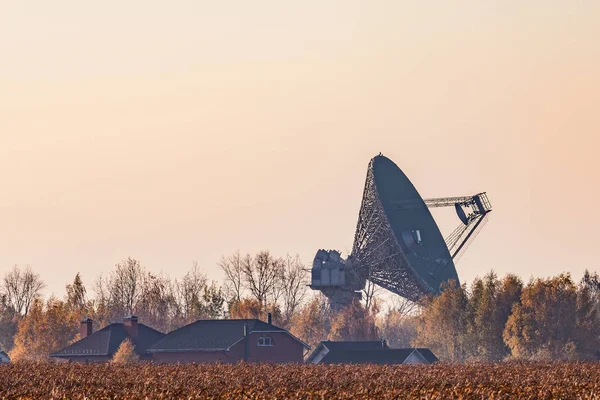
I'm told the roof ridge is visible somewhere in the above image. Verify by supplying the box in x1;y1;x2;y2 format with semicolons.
190;318;262;321
138;323;165;335
148;319;308;352
324;340;384;342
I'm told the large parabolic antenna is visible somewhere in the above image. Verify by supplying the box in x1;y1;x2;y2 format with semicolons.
310;154;492;307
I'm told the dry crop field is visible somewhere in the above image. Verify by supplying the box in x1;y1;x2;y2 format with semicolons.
1;362;599;399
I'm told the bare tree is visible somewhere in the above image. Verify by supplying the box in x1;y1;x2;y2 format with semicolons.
378;311;418;348
172;263;225;323
1;265;45;315
376;296;419;348
93;274;110;309
280;254;308;322
242;251;281;305
389;295;419;317
108;257;146;316
270;265;286;307
363;279;382;312
290;293;332;348
175;262;208;320
219;251;245;303
138;272;178;332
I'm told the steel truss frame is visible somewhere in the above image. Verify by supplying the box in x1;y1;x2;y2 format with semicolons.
425;193;492;260
349;159;427;302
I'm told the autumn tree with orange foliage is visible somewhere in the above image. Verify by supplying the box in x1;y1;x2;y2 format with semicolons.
10;297;79;361
465;272;523;361
414;280;470;362
111;339;139;364
503;273;600;360
290;295;331;349
329;299;379;342
228;298;283;326
377;297;419;348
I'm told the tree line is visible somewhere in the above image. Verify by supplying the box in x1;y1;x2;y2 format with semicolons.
415;271;600;362
1;254;599;362
0;252;318;361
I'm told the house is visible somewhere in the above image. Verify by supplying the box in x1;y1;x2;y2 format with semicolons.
148;313;310;363
306;340;390;363
51;316;164;362
0;350;10;363
306;340;438;365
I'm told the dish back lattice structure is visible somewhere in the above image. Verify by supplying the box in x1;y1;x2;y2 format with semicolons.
310;154;491;307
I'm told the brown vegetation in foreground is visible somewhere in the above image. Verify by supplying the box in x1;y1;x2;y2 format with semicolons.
1;362;600;399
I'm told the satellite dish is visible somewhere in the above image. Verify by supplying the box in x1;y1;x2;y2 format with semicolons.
310;154;492;307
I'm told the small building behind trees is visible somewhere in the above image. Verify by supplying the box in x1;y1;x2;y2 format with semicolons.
306;340;438;365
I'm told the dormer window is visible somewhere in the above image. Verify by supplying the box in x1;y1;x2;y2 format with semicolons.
258;335;273;346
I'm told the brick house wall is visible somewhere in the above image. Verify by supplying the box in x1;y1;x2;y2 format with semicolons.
246;331;304;363
54;355;112;363
59;354;155;363
152;349;240;363
151;331;305;364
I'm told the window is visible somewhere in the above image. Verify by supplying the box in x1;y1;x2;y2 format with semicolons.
258;335;273;346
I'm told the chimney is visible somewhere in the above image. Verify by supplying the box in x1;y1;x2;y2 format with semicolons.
123;315;139;339
243;323;249;362
80;318;93;338
267;312;272;325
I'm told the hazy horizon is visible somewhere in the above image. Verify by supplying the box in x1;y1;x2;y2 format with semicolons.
1;1;599;297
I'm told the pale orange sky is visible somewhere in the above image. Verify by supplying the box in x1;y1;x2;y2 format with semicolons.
1;1;599;296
